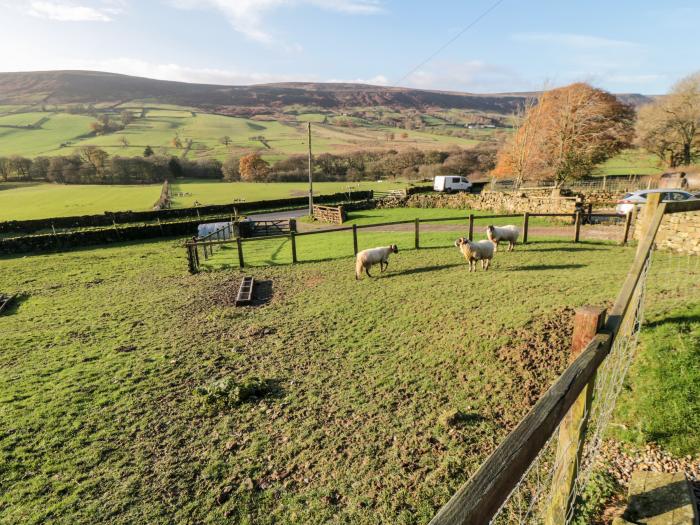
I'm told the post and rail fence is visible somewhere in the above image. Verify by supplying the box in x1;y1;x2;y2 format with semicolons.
185;209;632;274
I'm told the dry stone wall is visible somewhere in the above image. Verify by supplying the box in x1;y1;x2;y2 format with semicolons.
388;189;579;216
638;210;700;254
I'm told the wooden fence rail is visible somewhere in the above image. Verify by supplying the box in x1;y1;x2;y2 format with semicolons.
185;211;631;273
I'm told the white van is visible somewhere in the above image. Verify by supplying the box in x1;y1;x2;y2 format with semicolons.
433;175;472;193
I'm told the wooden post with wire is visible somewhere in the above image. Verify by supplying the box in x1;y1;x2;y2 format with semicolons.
468;214;475;242
545;305;606;525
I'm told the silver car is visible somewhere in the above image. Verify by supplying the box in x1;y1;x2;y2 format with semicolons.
615;189;699;214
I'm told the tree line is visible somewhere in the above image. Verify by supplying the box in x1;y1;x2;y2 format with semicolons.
492;72;700;187
0;145;495;185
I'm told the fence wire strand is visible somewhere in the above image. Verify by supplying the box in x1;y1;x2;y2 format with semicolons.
489;251;654;525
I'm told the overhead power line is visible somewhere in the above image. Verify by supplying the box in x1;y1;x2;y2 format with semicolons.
393;0;507;87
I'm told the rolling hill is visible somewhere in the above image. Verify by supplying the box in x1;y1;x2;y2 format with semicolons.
0;70;653;113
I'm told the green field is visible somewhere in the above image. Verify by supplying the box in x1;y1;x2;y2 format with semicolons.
1;231;642;524
0;105;483;161
168;180;411;208
0;180;416;221
593;149;665;176
0;182;163;220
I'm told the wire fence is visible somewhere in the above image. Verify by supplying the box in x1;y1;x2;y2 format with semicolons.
490;254;651;525
429;198;700;525
489;175;653;194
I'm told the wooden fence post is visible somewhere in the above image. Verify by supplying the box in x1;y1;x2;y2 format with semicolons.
186;243;197;273
352;224;358;256
622;212;632;245
545;306;606;525
574;211;582;243
236;237;244;268
192;237;200;269
523;212;530;244
636;193;661;257
468;214;474;242
290;231;297;263
415;218;420;249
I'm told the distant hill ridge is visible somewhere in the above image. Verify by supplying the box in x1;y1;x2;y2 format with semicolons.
0;70;653;113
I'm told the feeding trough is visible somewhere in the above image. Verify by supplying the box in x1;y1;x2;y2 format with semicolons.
235;277;254;306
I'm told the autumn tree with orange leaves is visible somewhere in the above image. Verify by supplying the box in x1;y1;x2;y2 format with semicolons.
493;83;634;187
239;152;270;182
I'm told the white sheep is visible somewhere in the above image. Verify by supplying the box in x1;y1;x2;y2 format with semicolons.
355;244;398;280
486;224;519;252
454;237;495;272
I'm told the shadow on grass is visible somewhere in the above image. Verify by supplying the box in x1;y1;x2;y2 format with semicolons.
251;280;273;307
381;262;462;278
523;246;604;253
646;313;700;328
0;293;26;316
510;263;586;271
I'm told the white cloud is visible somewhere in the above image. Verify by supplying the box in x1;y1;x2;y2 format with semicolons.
3;56;319;85
22;0;122;21
402;60;531;93
169;0;383;44
326;74;389;85
512;32;639;50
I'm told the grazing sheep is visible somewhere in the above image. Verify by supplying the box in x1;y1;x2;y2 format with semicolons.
486;225;519;252
355;244;398;280
454;237;495;272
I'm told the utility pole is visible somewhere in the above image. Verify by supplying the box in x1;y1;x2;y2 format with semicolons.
308;122;313;216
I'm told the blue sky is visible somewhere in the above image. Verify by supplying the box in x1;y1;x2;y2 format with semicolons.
1;0;697;94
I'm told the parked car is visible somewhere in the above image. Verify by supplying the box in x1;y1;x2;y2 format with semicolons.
433;175;472;193
615;189;699;214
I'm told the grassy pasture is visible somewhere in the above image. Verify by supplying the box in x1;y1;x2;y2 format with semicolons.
0;105;483;161
0;112;47;127
168;180;412;208
0;180;416;221
0;182;162;221
593;149;665;176
0;231;639;524
0;113;94;157
0;182;163;221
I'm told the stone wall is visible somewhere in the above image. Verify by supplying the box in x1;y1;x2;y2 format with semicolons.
385;189;579;217
637;210;700;254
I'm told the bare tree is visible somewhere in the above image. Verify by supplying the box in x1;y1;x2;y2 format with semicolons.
636;71;700;167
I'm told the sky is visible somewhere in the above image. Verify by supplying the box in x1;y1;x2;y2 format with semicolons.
0;0;697;94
